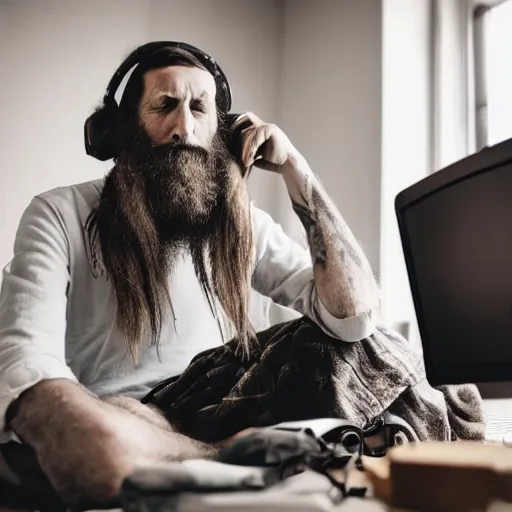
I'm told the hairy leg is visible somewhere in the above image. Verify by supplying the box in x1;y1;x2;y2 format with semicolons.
101;395;174;432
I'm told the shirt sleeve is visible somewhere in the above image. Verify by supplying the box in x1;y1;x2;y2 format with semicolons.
251;206;377;342
0;197;78;440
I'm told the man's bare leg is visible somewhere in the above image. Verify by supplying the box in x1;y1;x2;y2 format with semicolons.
6;379;220;508
100;395;175;432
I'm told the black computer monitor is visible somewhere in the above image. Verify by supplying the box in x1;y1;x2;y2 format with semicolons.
396;137;512;388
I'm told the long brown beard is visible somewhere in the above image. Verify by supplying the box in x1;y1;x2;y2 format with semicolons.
87;126;255;359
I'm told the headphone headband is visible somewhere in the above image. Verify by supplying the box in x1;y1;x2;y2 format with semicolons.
104;41;232;112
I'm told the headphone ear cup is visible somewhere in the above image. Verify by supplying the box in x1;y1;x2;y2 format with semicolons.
216;77;231;113
84;100;120;161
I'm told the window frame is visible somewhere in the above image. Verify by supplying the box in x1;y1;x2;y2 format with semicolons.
473;0;511;150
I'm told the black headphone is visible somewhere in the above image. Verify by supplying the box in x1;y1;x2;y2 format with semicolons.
84;41;233;161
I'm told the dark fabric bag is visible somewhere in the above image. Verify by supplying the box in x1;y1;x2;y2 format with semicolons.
143;317;486;443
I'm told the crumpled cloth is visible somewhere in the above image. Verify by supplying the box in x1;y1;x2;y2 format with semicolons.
144;317;485;443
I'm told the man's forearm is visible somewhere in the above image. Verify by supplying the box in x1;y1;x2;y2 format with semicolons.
7;379;217;505
282;156;380;319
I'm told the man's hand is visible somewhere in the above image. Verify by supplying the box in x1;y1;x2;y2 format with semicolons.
236;112;305;174
236;113;379;328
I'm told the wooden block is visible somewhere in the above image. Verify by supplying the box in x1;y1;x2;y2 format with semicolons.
365;442;512;511
362;455;391;503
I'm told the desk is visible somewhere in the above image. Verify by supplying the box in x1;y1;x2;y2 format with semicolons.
484;399;512;443
118;465;385;512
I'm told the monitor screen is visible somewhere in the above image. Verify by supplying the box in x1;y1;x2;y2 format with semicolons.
396;138;512;386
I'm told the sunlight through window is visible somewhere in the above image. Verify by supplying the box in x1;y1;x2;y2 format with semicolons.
486;0;512;145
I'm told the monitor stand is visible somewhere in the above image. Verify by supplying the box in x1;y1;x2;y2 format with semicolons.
477;381;512;399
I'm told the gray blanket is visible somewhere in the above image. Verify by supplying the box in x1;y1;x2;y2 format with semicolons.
145;317;486;442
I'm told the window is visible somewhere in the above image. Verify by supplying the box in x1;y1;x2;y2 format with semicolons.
475;0;512;147
486;0;512;145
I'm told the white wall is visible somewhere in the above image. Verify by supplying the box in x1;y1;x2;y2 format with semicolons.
380;0;432;342
1;0;388;324
0;0;147;270
278;0;383;274
0;0;282;272
380;0;477;343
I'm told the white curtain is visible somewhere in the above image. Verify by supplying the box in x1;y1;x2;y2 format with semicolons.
380;0;476;344
432;0;476;171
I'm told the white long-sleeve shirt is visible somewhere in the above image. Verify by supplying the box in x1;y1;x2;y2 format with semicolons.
0;179;376;439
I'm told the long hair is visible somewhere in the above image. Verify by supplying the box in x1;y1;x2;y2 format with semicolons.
87;46;255;359
211;162;255;351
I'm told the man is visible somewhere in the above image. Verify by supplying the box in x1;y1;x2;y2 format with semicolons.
0;42;380;506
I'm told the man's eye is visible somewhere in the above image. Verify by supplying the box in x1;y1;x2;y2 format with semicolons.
190;100;205;113
159;98;179;111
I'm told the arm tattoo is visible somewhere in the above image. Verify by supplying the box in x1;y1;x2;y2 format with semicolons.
289;171;379;319
291;197;327;267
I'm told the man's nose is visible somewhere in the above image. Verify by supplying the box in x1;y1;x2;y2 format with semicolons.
171;105;194;142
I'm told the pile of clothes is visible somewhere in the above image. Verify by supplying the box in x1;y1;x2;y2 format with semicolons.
145;317;485;443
